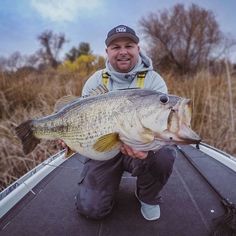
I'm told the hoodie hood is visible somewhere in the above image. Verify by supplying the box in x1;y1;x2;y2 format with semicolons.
105;52;153;86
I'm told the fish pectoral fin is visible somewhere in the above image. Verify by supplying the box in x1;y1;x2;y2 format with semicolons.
93;133;120;152
54;95;79;112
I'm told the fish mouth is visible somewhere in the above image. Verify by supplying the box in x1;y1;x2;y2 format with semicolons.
157;98;201;144
176;98;201;143
175;123;201;144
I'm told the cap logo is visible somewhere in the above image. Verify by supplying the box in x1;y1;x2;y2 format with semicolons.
116;26;127;33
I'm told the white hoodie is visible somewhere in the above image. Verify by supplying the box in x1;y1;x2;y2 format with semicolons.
82;52;167;96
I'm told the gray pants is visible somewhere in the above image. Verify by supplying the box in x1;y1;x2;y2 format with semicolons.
76;146;177;219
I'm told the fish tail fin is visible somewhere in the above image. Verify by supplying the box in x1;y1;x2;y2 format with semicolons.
15;120;40;155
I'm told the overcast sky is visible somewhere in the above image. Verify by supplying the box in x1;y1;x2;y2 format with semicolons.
1;0;236;61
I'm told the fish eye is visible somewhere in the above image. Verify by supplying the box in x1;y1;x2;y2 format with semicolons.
160;95;169;104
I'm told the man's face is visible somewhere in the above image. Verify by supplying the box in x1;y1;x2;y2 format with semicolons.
106;38;140;73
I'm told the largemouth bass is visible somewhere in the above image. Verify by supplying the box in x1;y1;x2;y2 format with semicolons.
15;87;201;160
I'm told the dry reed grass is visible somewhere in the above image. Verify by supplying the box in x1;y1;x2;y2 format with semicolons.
0;69;88;190
165;71;236;155
0;69;235;190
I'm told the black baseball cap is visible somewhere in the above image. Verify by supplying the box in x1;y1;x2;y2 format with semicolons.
105;25;139;46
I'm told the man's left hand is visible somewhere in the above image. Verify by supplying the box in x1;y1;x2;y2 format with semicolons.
120;143;148;159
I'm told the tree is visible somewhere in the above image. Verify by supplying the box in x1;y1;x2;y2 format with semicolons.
60;54;105;76
24;54;40;68
37;30;67;68
0;52;40;72
65;42;92;62
7;52;24;71
139;4;231;74
0;57;7;71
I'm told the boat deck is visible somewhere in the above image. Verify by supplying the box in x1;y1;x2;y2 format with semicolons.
1;145;236;236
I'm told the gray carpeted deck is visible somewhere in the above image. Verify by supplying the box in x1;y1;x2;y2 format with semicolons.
1;145;236;236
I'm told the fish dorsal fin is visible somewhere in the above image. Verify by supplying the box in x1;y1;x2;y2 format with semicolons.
93;133;120;152
54;95;78;112
89;84;109;96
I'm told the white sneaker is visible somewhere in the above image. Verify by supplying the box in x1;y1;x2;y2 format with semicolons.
135;191;160;221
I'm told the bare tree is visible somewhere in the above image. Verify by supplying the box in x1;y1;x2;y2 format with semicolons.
37;30;67;68
0;53;39;72
0;57;7;71
6;52;24;71
24;54;40;68
140;4;229;74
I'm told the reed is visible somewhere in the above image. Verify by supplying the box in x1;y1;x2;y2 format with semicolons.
165;71;236;154
0;69;235;190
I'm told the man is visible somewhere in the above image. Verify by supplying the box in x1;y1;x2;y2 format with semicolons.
75;25;176;221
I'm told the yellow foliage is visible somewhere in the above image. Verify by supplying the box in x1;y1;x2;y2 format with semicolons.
59;55;105;77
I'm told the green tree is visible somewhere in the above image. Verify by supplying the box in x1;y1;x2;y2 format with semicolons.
65;42;92;62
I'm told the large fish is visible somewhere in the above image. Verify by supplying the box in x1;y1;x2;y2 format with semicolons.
15;87;201;160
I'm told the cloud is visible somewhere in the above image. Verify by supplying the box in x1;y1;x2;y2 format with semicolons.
30;0;102;22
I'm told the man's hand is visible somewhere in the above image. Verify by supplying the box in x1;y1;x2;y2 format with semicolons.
120;143;148;160
57;140;75;158
58;140;148;159
58;139;67;149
